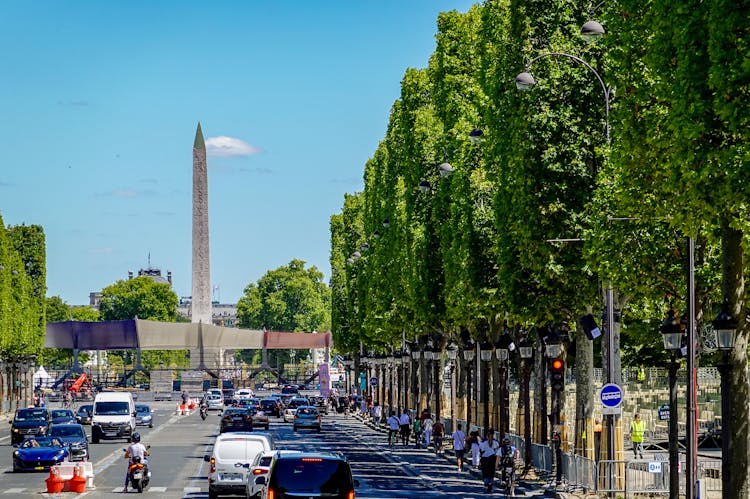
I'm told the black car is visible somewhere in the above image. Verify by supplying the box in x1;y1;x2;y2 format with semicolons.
75;405;93;425
260;398;282;417
280;384;299;395
219;407;254;433
48;423;89;461
10;408;50;445
256;452;359;499
49;409;77;425
286;397;309;410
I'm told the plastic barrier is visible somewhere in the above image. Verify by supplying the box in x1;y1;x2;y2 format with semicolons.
50;462;95;492
67;465;87;493
46;467;65;493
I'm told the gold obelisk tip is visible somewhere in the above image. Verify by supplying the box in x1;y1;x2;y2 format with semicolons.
194;122;205;150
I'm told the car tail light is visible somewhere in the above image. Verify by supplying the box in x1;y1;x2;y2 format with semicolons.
268;488;275;499
252;468;267;475
347;490;355;499
209;457;216;474
301;458;323;462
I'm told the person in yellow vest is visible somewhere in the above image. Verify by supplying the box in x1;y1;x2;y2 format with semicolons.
630;413;645;459
636;365;646;383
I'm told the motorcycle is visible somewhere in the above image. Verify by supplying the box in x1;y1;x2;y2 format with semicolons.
200;404;208;420
128;456;150;492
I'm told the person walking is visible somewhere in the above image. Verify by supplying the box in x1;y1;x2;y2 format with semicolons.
478;428;500;492
412;417;422;448
470;430;481;469
422;413;434;448
399;410;411;446
452;423;466;471
387;411;400;448
630;413;645;459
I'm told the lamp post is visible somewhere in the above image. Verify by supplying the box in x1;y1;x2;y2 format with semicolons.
463;342;475;431
447;341;458;432
660;308;683;499
480;341;493;433
411;345;421;413
516;45;620;468
495;334;515;437
518;336;534;470
713;304;738;499
431;342;443;421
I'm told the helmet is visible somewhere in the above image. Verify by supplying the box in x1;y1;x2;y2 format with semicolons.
131;432;141;443
502;437;510;444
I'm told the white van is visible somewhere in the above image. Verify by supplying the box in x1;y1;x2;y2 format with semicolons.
91;391;136;443
205;432;274;498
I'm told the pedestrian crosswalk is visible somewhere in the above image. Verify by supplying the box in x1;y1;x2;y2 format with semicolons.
36;486;204;496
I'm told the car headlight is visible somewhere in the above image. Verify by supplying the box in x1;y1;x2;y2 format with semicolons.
13;450;20;458
71;442;84;450
12;428;18;433
55;450;66;459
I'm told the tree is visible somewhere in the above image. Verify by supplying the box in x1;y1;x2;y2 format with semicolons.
98;276;185;369
237;259;330;370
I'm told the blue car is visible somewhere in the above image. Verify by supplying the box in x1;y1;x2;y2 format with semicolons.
49;423;89;461
49;409;77;425
135;404;153;428
13;436;70;472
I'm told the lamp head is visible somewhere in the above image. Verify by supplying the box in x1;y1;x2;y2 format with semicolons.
581;20;605;41
515;72;536;91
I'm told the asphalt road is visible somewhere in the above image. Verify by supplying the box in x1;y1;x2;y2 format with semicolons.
0;400;526;498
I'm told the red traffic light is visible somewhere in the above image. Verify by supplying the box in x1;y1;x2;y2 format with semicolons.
550;359;564;371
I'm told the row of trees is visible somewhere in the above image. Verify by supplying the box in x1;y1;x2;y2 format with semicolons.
330;0;748;491
0;215;46;361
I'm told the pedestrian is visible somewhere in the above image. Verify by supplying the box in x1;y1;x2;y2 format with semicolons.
372;402;383;426
479;428;500;492
594;419;603;462
399;410;411;446
432;418;445;453
452;423;466;471
181;391;188;405
387;411;400;446
422;413;434;448
412;417;422;448
630;413;645;459
470;430;481;468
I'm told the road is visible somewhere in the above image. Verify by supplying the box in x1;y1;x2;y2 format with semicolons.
0;399;514;498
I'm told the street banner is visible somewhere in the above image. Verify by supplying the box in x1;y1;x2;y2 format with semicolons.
319;363;331;397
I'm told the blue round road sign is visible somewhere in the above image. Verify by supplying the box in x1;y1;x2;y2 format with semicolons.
370;377;378;387
599;383;624;408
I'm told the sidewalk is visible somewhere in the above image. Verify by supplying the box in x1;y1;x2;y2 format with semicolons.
353;411;557;497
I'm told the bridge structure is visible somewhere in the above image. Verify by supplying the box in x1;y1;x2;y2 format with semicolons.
45;319;332;386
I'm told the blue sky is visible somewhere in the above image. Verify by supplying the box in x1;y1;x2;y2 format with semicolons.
0;1;475;305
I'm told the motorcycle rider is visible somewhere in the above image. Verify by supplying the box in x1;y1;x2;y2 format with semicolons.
123;432;149;492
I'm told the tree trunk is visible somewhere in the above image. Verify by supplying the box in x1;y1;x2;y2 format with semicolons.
533;331;547;444
721;217;748;497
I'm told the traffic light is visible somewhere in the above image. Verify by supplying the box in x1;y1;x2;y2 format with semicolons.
549;358;565;391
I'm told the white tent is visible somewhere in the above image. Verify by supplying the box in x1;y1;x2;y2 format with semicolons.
33;365;54;389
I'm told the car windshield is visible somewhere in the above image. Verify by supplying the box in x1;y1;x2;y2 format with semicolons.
297;407;317;416
77;405;92;415
15;409;47;422
272;458;351;494
95;401;129;415
224;408;248;416
135;405;150;413
21;437;63;448
51;410;74;418
50;426;85;438
288;399;308;408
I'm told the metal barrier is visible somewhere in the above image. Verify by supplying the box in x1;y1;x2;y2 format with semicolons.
698;459;722;499
562;452;597;492
624;459;669;497
597;460;627;495
532;443;552;473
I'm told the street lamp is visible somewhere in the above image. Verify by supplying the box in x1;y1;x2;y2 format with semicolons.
660;308;683;498
518;333;534;470
446;341;458;432
713;303;738;499
480;341;493;433
438;162;454;178
463;341;476;431
495;334;515;436
468;128;484;144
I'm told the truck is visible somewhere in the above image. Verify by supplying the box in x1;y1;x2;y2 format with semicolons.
150;370;174;401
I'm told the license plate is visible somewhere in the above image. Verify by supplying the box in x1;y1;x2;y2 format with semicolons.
220;473;242;481
133;472;143;479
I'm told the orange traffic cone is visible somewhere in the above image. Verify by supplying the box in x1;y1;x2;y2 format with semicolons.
68;465;87;493
46;466;65;493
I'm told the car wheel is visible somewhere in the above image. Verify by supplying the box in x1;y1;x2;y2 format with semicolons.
208;489;219;499
317;427;321;433
149;423;153;428
293;426;297;432
265;425;269;431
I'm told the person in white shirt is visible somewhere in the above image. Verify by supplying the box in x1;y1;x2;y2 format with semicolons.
386;411;400;446
399;411;411;446
478;429;500;492
452;423;467;471
422;414;434;447
470;430;481;468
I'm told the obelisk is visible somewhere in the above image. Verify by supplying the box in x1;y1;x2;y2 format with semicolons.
192;123;212;327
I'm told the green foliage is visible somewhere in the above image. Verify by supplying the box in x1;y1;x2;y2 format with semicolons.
0;216;46;359
98;276;179;321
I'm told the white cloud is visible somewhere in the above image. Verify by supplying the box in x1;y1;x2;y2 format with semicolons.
205;136;262;157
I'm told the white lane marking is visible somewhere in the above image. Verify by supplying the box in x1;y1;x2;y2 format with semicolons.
184;486;201;493
149;486;167;492
3;489;25;494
